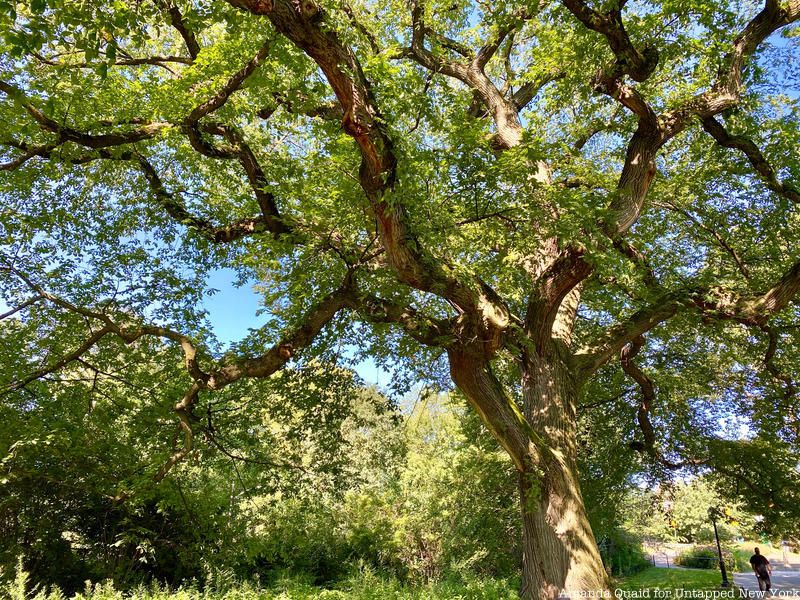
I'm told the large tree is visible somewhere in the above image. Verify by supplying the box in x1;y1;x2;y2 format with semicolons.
1;0;800;597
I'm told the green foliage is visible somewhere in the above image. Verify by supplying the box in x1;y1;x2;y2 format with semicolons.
0;362;401;591
707;438;800;541
674;546;732;571
619;478;753;544
597;532;651;578
1;0;800;594
3;562;522;600
0;378;519;591
388;395;519;581
732;548;753;573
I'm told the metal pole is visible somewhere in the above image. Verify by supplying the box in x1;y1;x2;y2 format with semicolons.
711;512;730;588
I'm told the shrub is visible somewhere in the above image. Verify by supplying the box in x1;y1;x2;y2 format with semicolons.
732;549;752;573
597;532;651;577
675;546;733;571
2;561;520;600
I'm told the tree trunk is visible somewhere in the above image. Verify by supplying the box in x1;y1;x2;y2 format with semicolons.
448;349;609;600
518;450;608;599
519;356;609;599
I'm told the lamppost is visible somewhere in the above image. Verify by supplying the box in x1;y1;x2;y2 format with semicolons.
708;507;731;588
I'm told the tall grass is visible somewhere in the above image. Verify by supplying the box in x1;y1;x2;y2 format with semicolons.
1;563;519;600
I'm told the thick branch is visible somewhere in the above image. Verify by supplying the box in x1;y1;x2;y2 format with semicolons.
259;93;343;121
576;293;683;380
762;325;798;402
3;326;116;393
585;66;660;237
32;52;192;73
0;295;43;320
207;282;355;388
659;0;800;137
1;140;63;170
621;340;711;471
562;0;658;82
224;0;479;311
596;1;800;235
405;0;470;80
137;154;290;241
350;292;453;346
474;6;539;71
448;350;539;471
185;39;271;124
1;79;292;239
526;249;592;352
511;68;565;111
620;335;657;450
760;325;800;441
577;258;800;378
152;383;201;483
3;267;209;385
400;2;525;151
1;81;170;147
155;0;202;59
211;124;292;236
701;116;800;204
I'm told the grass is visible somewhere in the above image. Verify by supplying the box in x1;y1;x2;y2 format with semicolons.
4;564;742;599
616;567;725;591
3;570;522;600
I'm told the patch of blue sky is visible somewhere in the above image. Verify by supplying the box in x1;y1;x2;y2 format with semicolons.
203;267;391;385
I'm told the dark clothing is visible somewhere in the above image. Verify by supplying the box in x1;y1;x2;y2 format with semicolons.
750;554;771;591
750;554;770;574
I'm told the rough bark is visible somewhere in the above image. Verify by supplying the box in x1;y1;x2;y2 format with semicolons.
448;341;609;599
518;354;609;599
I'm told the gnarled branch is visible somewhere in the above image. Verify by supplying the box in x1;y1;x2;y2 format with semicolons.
701;116;800;205
576;257;800;378
562;0;658;82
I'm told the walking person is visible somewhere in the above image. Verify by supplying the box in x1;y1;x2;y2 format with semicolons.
750;547;772;594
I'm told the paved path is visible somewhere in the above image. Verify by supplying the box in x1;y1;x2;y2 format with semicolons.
734;570;800;597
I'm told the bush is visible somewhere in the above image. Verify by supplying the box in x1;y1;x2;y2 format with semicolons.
732;549;751;573
2;561;520;600
675;546;733;571
598;532;651;577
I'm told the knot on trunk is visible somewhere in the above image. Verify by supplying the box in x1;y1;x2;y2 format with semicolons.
293;0;321;20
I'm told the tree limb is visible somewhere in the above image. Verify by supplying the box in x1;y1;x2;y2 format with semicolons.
659;0;800;138
620;335;657;450
562;0;658;82
3;326;116;394
0;295;43;320
576;257;800;378
224;0;482;313
154;0;202;59
184;39;272;124
349;291;453;346
0;80;171;148
31;51;192;74
701;116;800;205
206;280;356;389
136;155;286;242
2;266;210;386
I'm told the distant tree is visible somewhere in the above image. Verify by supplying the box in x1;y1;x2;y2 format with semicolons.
2;1;800;597
620;478;753;544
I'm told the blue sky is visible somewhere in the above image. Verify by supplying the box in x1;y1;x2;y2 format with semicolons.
202;268;389;386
